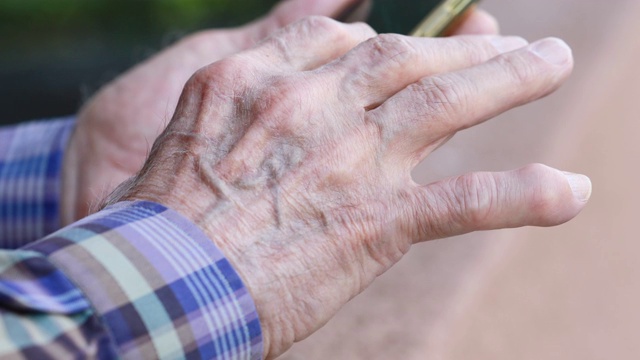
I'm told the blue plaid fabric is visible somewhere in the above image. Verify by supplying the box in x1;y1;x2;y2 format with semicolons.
0;120;263;359
0;118;74;248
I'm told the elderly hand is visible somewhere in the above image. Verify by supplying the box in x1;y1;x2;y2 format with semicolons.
107;16;590;359
61;0;499;224
62;0;362;223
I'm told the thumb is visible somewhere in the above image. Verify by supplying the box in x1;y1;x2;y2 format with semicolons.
249;0;366;38
408;163;592;241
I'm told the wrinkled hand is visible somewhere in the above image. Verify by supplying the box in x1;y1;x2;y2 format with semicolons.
59;0;356;223
61;0;499;224
108;16;590;359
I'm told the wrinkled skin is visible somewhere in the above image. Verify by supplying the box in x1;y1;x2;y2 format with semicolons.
105;17;590;359
62;0;499;223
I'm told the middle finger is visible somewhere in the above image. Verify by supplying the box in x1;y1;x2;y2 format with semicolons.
369;37;574;167
324;34;528;108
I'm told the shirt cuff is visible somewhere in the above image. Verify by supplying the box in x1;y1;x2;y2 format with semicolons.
0;117;75;248
27;201;263;359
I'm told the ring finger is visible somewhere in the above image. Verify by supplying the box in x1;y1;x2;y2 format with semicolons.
237;16;376;73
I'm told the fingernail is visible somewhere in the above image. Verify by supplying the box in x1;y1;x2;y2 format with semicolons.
491;36;528;53
563;172;592;202
530;37;572;65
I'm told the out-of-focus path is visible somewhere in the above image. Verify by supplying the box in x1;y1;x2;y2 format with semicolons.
282;0;640;358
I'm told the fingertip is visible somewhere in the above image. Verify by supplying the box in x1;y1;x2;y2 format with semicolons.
451;8;500;36
475;9;500;34
529;37;574;67
563;172;592;203
517;164;589;227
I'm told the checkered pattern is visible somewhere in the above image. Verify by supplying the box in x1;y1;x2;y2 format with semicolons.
0;249;116;359
0;118;74;248
0;120;263;359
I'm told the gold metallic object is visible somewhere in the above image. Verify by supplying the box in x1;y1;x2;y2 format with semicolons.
410;0;479;37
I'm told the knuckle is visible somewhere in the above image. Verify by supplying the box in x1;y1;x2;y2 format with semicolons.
366;34;416;65
519;163;560;214
184;57;253;109
495;52;536;85
254;77;309;135
188;57;246;89
409;189;449;239
413;76;467;124
450;172;497;227
521;162;552;176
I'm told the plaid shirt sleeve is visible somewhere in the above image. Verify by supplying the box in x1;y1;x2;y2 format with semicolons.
1;200;263;359
0;118;75;249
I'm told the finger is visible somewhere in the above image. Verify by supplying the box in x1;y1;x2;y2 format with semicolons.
238;17;375;72
327;34;528;107
449;8;500;36
370;37;573;161
405;164;592;242
250;0;366;37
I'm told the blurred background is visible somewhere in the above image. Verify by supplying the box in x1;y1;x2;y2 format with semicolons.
0;0;279;124
3;0;639;359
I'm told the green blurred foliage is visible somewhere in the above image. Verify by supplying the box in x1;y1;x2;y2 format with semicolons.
0;0;279;123
0;0;279;49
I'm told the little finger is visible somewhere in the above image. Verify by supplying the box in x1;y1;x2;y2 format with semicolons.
404;164;591;242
